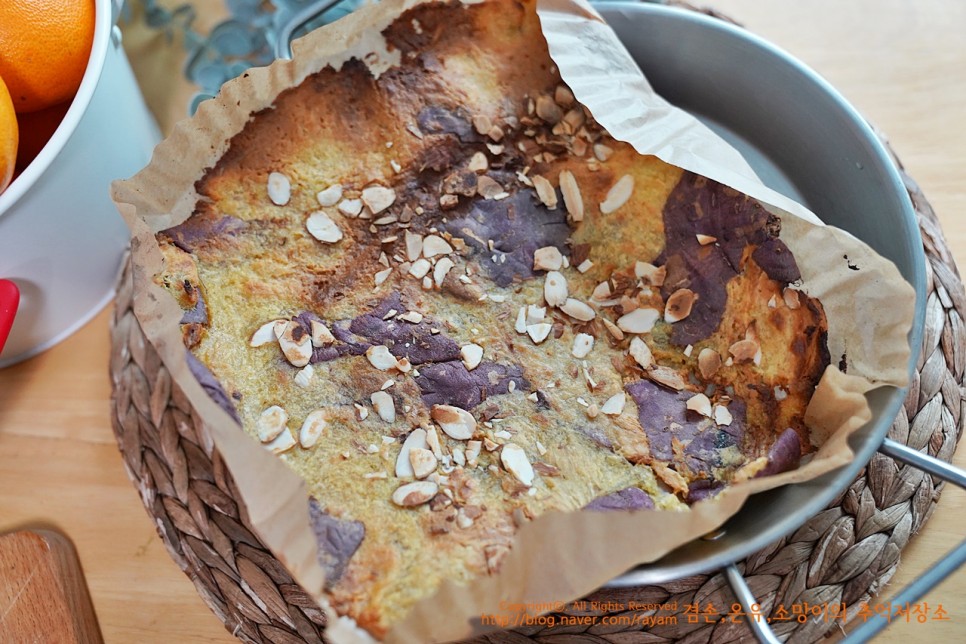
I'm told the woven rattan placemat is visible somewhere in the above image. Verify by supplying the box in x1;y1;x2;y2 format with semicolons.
107;14;965;644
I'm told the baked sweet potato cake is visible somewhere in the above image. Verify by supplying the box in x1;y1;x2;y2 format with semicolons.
154;0;829;635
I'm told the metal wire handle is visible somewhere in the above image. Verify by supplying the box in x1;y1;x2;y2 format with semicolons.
273;2;966;641
725;439;966;643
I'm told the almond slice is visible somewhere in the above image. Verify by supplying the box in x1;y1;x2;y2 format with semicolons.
600;392;626;416
713;404;733;426
267;172;291;206
729;339;760;364
544;271;568;307
560;298;596;322
391;480;439;507
278;321;313;367
310;320;335;347
433;257;455;287
371;390;395;423
696;234;717;246
468;151;489;173
306;211;343;243
374;267;393;286
686;393;713;418
466;440;482;467
366;345;399;371
572;333;594;358
361;185;396;214
338;198;363;217
398;311;423;324
432;404;477;440
664;289;696;323
460;343;484;371
600;175;633;214
250;320;284;347
293;364;315;388
531;175;558;209
698;348;722;379
634;261;666;287
647;365;687;390
533;246;563;272
629;337;654;369
409;447;438;479
408;258;432;279
316;184;343;207
257;406;288;443
602;317;625;341
514;306;528;334
405;231;423;262
299;410;328;449
422;234;454;258
395;428;428;477
526;323;553;344
593;143;613;162
527;305;547;324
476;175;505;200
617;308;660;334
558;170;584;223
500;444;535;486
535;95;563;123
264;429;297;455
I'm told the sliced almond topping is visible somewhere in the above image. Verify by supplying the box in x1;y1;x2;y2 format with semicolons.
527;305;547;324
409;447;438;479
647;365;687;390
664;289;696;323
468;151;489;173
395;357;412;373
635;261;667;287
460;343;484;371
713;404;733;426
452;447;466;467
501;443;535;486
472;114;493;135
600;175;634;214
526;323;553;344
558;170;584;223
338;198;363;217
783;287;801;310
426;427;442;459
696;234;717;246
264;429;296;455
395;428;428;477
555;85;576;107
767;294;779;309
279;321;313;367
360;185;396;214
535;95;563;123
316;184;343;207
476;175;505;200
591;281;613;301
310;320;335;347
593;143;613;162
514;307;528;334
371;390;395;423
487;125;505;142
299;410;328;449
466;440;482;466
533;246;563;272
398;311;423;324
686;393;713;418
602;317;625;341
698;348;722;379
729;339;760;364
306;211;343;243
572;333;594;358
433;257;455;287
258;406;289;443
432;404;477;440
408;258;432;279
422;234;454;258
577;259;593;273
560;298;596;322
294;364;315;388
601;392;626;416
486;143;504;155
629;337;654;369
267;172;291;206
391;480;439;507
531;175;558;209
774;386;788;402
374;267;393;286
405;231;423;262
544;271;568;307
250;320;284;347
617;308;660;334
366;345;399;371
440;194;459;209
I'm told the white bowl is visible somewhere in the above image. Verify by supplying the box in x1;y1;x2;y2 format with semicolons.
0;0;161;367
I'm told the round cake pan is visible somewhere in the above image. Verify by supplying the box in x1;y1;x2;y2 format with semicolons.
594;1;927;586
0;0;160;368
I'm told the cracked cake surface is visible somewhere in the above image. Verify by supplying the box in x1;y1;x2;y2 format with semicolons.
153;0;830;635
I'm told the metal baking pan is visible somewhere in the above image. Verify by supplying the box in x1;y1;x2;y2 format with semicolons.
594;0;927;586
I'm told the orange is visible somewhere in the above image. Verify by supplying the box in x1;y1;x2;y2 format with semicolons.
0;0;96;113
0;75;18;192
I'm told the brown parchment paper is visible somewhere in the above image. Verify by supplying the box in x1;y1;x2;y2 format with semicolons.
111;0;917;642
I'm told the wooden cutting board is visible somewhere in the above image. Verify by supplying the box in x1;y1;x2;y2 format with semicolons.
0;530;103;643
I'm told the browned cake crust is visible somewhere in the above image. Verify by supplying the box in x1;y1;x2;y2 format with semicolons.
152;0;829;636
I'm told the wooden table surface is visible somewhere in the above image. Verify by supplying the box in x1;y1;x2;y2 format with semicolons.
1;0;963;641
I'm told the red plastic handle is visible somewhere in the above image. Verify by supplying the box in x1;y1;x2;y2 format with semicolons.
0;279;19;354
